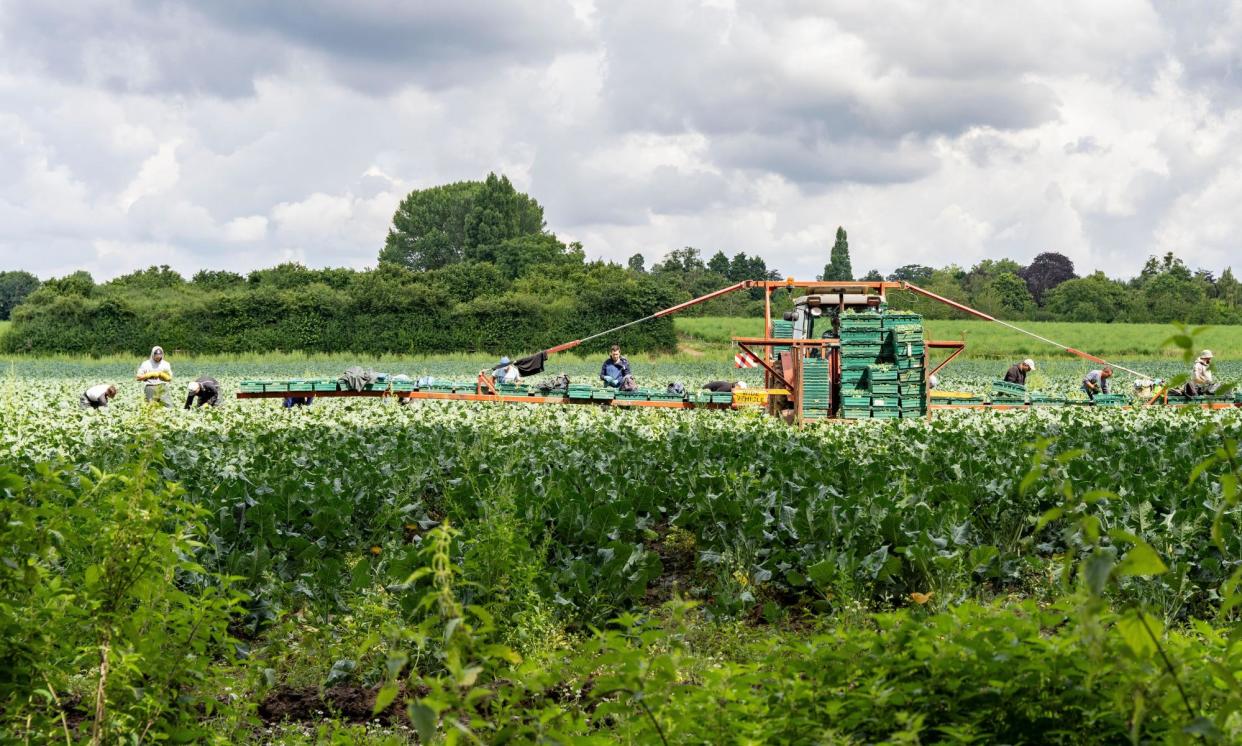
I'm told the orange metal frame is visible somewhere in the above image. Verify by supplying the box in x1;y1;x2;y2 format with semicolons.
237;277;1238;417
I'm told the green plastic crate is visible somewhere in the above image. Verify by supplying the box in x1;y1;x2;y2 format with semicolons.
869;397;898;408
867;365;898;382
1093;394;1128;406
870;408;900;419
870;383;899;395
841;343;883;356
839;312;883;329
839;330;882;343
841;408;870;419
881;312;922;326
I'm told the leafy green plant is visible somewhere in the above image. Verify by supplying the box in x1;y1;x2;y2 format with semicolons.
0;447;244;743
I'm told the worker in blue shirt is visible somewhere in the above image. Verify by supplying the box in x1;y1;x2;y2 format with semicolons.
600;344;632;388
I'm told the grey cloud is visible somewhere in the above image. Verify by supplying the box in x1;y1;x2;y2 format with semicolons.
0;0;590;98
1151;0;1242;100
711;132;939;186
593;2;1060;189
1064;137;1106;156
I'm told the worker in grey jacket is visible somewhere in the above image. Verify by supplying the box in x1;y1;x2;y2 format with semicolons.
1082;368;1112;399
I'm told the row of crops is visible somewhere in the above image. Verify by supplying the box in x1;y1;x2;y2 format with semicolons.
4;371;1241;623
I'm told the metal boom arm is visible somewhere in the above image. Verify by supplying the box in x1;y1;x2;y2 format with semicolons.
899;281;1148;377
545;280;754;356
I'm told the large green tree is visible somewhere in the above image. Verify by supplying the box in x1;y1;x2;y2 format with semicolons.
0;270;40;320
379;173;546;271
821;227;853;281
1043;272;1133;322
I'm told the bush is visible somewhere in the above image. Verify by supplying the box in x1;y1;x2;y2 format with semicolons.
2;261;678;355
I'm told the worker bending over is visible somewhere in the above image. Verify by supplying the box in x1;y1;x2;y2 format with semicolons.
493;356;521;385
1082;367;1113;399
1185;350;1218;396
703;380;748;393
1003;359;1035;386
136;346;173;405
80;384;117;409
185;376;221;408
600;344;633;388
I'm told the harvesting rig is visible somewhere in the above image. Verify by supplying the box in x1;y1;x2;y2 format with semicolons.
236;279;1240;421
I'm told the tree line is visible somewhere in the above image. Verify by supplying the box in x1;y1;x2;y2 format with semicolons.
3;173;1240;356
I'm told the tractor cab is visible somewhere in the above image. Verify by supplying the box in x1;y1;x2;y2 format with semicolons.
785;288;887;346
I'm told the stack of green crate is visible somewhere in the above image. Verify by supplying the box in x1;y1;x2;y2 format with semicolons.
867;364;899;418
801;358;831;419
567;384;595;399
772;319;794;355
840;312;889;380
239;380;267;393
885;312;926;416
840;388;871;419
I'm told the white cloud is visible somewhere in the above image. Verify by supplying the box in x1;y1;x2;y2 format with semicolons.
118;140;181;210
223;215;268;242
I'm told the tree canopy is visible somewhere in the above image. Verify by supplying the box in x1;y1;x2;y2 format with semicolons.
379;173;549;273
821;227;854;281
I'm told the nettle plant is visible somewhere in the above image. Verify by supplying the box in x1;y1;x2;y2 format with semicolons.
0;444;244;744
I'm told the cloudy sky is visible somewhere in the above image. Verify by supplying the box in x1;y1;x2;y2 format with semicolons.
1;0;1241;282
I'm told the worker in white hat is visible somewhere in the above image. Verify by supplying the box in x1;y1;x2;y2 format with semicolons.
1186;349;1217;396
1003;358;1036;387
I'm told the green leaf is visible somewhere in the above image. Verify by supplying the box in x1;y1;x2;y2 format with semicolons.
1115;542;1168;577
409;702;438;743
1083;550;1114;596
373;682;399;715
1035;506;1063;532
1117;610;1162;658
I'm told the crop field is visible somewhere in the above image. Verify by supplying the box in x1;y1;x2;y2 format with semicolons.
4;353;1242;743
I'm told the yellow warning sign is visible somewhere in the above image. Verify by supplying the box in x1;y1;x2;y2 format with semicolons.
732;389;791;405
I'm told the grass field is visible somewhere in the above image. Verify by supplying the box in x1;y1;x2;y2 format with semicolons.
675;316;1242;359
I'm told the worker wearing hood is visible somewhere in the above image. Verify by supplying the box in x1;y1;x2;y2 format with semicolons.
1186;350;1218;396
136;346;173;405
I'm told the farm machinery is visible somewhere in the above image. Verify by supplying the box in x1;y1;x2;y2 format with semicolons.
235;279;1240;422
